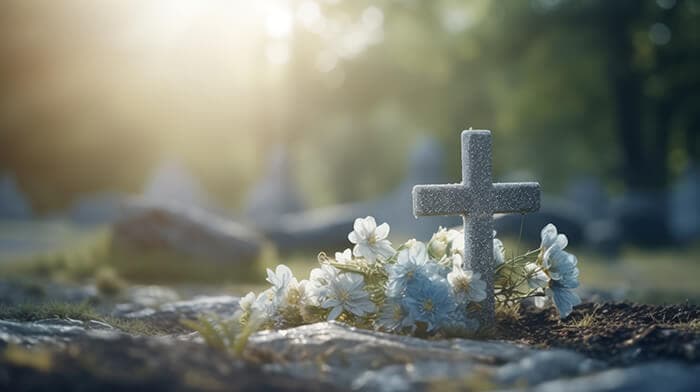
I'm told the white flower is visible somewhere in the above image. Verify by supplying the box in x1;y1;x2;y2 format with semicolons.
252;287;278;321
266;264;295;300
447;255;487;303
524;263;549;289
447;229;464;256
533;290;548;308
348;216;395;262
493;231;505;266
285;279;316;307
428;227;459;259
238;291;256;314
540;224;568;254
335;248;353;263
320;273;376;320
308;264;339;300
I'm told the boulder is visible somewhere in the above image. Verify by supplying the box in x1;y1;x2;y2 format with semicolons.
112;199;262;265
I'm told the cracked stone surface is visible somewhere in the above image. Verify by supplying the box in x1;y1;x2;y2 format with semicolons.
112;295;240;331
2;295;699;391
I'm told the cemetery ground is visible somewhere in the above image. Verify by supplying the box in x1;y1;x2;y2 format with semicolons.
0;222;699;390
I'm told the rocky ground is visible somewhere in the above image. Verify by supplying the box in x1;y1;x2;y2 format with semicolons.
0;280;698;391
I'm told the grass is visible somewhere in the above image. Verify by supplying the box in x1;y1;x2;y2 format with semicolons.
0;301;167;336
1;220;699;304
500;237;700;304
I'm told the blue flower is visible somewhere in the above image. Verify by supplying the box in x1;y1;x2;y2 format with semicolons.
441;308;480;335
548;280;581;319
375;298;413;332
386;241;432;296
403;275;457;332
319;272;376;320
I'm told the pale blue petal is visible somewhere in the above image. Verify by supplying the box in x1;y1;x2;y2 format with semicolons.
551;286;581;319
540;224;558;249
328;306;343;321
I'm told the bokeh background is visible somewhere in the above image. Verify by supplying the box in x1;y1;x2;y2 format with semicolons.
0;0;698;301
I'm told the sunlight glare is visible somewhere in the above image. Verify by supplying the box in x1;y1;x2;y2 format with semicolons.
265;6;294;38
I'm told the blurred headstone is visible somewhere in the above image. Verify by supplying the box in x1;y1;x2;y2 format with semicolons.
244;145;305;224
143;160;213;210
0;173;32;220
565;176;609;219
112;198;262;265
257;136;460;253
372;136;461;239
669;165;700;243
69;192;124;225
493;195;587;247
610;191;671;247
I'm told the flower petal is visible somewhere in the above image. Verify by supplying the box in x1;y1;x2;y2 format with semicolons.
540;224;558;249
374;222;390;239
328;306;343;321
550;287;581;319
353;218;369;238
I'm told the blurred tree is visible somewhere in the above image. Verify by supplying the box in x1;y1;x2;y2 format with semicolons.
473;0;700;190
0;0;698;215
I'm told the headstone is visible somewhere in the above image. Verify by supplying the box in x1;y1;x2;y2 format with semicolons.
493;195;587;246
244;145;305;224
0;173;32;220
669;165;700;243
565;176;609;219
610;191;671;247
412;130;540;329
254;136;459;253
143;160;212;209
374;136;460;239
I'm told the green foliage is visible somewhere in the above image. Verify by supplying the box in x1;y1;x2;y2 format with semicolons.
0;301;167;336
3;1;697;211
0;301;100;322
181;314;257;356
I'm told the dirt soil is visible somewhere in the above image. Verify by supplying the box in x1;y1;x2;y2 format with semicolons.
498;302;700;365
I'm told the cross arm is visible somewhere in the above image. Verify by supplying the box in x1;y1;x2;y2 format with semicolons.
492;182;540;213
412;184;471;216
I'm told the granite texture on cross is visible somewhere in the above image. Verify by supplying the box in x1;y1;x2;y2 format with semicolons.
412;130;540;329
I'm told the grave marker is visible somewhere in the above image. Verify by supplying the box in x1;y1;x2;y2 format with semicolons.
412;130;540;328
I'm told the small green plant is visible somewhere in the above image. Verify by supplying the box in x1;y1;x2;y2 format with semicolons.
94;267;127;296
181;314;260;356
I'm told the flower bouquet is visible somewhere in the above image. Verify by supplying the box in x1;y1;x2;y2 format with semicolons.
232;216;581;339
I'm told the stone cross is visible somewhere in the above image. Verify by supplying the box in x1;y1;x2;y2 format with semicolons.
412;130;540;329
